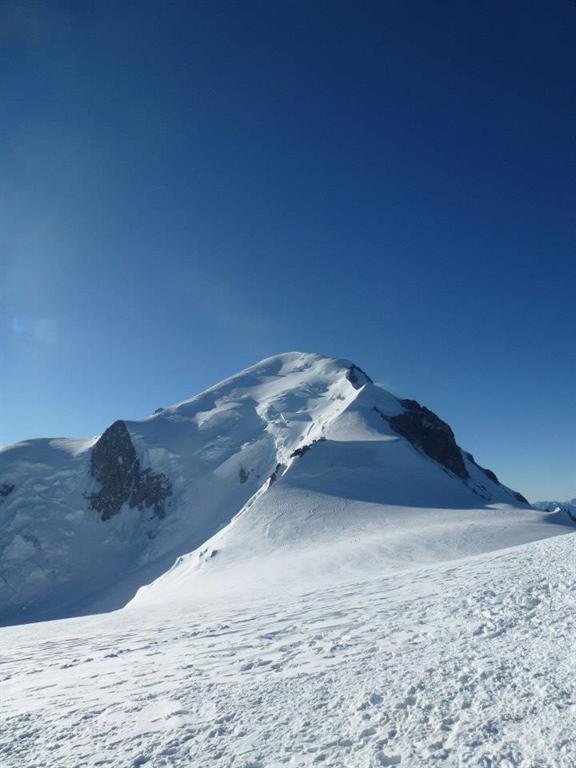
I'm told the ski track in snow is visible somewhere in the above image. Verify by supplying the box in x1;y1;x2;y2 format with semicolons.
2;533;576;768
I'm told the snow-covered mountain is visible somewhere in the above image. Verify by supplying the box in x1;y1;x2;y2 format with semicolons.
533;498;576;518
3;352;576;767
0;351;555;626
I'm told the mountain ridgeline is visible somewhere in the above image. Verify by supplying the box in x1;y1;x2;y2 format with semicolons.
0;352;536;625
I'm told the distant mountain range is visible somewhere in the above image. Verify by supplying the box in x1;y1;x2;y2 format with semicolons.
533;499;576;519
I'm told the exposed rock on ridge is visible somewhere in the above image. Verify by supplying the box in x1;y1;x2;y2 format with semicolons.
375;400;529;504
346;364;373;389
88;420;172;521
376;400;469;480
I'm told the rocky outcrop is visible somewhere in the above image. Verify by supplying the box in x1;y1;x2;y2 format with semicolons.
377;400;469;480
239;466;249;484
269;462;286;485
346;364;373;389
290;437;326;459
88;420;172;521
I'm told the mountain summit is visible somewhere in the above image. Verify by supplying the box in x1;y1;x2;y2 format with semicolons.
0;352;552;626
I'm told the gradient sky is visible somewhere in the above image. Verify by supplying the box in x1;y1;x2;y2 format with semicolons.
1;0;575;501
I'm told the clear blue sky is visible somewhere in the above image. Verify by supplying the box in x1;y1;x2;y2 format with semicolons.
1;1;574;501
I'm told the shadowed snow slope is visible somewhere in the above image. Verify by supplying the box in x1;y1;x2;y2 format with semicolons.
0;352;569;625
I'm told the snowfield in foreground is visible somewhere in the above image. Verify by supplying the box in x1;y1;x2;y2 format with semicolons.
3;531;576;768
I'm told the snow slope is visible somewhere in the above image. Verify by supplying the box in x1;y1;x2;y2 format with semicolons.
0;352;559;625
2;532;576;767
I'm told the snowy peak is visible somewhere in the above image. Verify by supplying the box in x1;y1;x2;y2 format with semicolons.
0;351;536;625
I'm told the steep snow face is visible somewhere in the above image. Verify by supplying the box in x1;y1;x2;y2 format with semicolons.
0;352;543;625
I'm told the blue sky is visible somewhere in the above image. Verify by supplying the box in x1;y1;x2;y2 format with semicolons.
1;0;574;500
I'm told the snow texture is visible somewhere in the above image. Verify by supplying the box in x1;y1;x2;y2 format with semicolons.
2;534;576;767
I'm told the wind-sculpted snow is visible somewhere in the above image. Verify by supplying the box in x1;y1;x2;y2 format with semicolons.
2;533;576;767
0;352;546;624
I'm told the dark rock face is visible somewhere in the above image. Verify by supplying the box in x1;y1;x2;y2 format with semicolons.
269;462;286;485
290;437;326;459
378;400;469;480
89;421;136;520
239;466;249;484
346;364;373;389
89;420;172;521
130;467;172;519
0;483;14;498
